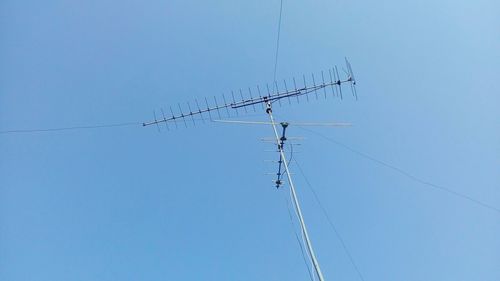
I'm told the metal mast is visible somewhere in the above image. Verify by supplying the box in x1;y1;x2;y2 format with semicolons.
265;100;326;281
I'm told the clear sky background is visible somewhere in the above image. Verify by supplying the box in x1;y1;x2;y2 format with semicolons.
1;1;499;280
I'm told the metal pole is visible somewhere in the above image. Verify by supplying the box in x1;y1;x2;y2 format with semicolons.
265;101;326;281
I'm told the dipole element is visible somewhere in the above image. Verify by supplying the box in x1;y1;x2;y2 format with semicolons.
265;101;326;281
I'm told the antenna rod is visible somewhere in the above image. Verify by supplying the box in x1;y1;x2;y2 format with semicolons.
265;101;326;281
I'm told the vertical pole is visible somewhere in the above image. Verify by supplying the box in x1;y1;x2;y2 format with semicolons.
265;101;326;281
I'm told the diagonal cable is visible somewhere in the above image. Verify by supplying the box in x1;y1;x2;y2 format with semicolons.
281;191;315;281
0;122;141;135
294;159;366;281
273;0;284;83
298;126;500;215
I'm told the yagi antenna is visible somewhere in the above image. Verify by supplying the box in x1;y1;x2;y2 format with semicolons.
142;59;357;127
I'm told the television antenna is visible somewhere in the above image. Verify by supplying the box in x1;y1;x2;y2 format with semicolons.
143;58;357;281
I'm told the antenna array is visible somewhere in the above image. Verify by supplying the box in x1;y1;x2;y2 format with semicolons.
143;58;357;129
144;58;358;281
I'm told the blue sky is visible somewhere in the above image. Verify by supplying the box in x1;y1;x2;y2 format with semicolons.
1;1;499;280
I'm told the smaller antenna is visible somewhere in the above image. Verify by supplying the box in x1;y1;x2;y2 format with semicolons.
273;122;289;188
